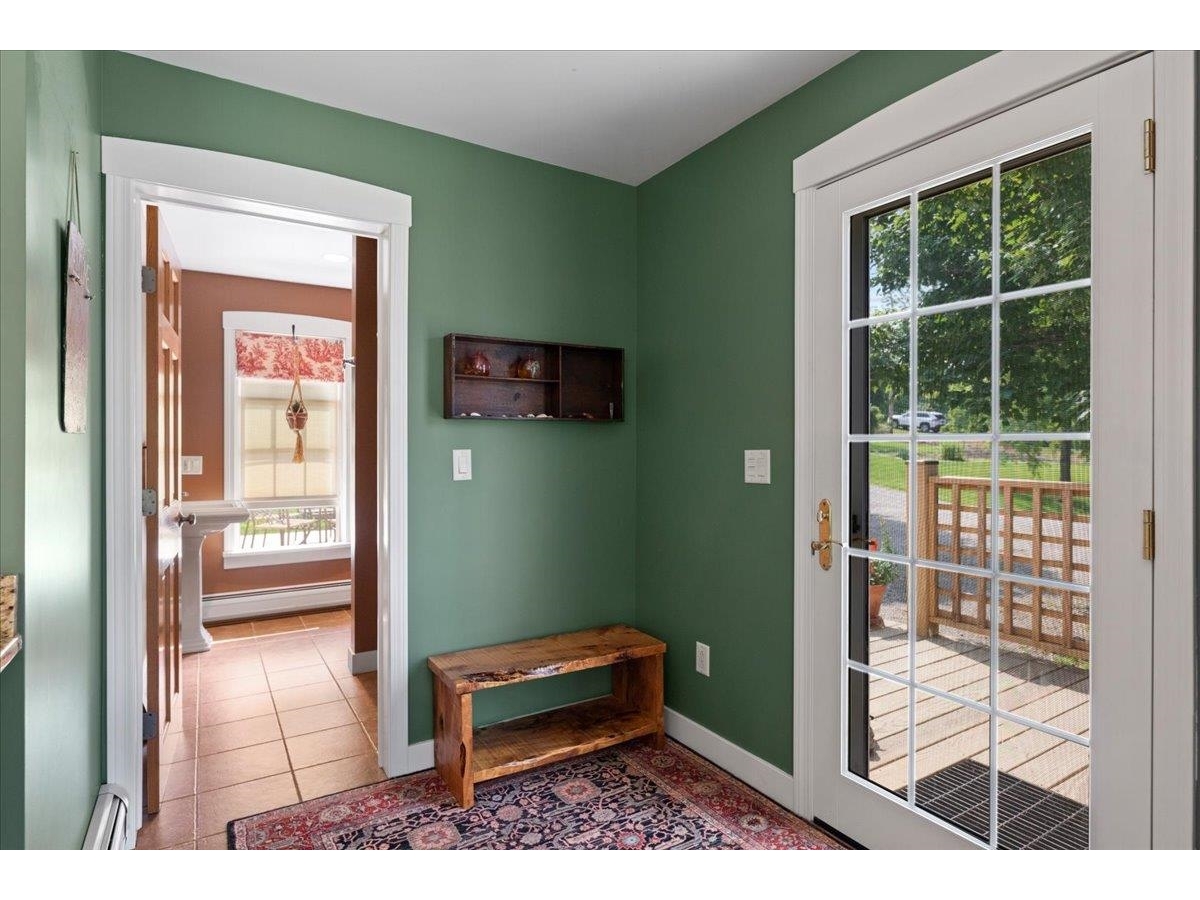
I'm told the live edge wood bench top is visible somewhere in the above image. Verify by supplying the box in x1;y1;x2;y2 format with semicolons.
427;624;665;695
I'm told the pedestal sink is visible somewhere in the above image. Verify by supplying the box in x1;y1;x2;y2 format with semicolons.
180;500;249;653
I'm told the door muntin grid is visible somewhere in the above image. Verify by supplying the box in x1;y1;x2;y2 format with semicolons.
843;135;1093;849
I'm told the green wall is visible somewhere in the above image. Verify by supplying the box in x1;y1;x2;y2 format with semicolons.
0;49;30;852
0;50;106;849
99;52;639;739
634;51;993;771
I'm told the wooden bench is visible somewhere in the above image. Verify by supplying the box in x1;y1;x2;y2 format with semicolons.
427;624;666;808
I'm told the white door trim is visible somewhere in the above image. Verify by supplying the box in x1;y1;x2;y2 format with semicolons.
793;51;1196;847
102;137;414;846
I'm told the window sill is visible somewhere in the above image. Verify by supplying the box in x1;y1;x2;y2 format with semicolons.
223;543;351;569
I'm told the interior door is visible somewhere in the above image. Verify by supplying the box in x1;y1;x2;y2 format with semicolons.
143;204;185;815
804;56;1153;849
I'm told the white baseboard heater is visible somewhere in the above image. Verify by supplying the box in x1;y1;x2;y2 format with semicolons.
83;784;130;849
202;581;351;624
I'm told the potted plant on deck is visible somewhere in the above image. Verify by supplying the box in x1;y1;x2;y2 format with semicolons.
868;533;898;630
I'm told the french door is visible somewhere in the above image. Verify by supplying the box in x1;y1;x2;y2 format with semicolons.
803;56;1153;849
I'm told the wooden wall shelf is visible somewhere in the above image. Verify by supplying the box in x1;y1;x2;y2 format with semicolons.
444;333;624;422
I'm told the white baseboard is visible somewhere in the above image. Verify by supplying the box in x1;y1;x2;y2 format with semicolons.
202;581;350;624
348;648;377;675
401;704;794;811
663;707;795;810
406;739;434;773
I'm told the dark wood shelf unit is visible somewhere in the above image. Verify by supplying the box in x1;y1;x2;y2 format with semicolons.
444;333;624;422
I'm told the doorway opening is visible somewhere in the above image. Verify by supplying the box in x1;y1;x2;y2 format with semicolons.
135;203;383;846
103;138;412;848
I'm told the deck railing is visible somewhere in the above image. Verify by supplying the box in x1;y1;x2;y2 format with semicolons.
914;459;1091;660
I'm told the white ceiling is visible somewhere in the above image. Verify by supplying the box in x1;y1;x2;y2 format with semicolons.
158;203;353;288
130;51;854;185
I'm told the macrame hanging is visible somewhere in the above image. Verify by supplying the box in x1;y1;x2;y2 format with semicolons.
284;325;309;463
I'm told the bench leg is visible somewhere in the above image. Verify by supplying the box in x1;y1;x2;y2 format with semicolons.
434;678;474;808
613;654;665;750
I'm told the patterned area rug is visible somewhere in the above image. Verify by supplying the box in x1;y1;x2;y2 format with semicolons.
229;739;844;849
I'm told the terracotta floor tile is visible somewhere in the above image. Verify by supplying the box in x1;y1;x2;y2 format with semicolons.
167;702;198;734
254;632;316;651
261;646;325;674
160;758;197;802
300;609;351;628
199;693;276;727
136;796;195;849
336;674;376;702
278;699;357;737
161;728;198;764
198;714;282;757
251;616;309;637
201;672;270;703
208;622;256;642
284;723;375;770
320;652;351;678
294;753;386;801
345;693;376;721
196;833;229;850
200;642;263;663
267;664;335;692
199;657;265;683
196;774;298;839
165;841;197;850
271;680;344;712
197;740;291;793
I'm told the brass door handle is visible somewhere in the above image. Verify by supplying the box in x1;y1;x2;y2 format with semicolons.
811;499;838;570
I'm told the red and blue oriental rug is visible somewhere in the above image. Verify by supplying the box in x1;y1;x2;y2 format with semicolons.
229;738;845;849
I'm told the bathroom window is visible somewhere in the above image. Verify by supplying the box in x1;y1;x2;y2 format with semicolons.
221;311;352;568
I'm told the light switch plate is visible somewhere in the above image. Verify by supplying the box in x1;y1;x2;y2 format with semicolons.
181;455;203;476
695;641;710;677
452;449;472;481
744;449;770;484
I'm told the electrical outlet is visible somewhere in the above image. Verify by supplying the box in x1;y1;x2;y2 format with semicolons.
695;641;710;677
181;455;203;476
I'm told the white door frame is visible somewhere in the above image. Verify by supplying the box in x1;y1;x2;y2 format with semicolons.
793;50;1196;848
102;138;414;845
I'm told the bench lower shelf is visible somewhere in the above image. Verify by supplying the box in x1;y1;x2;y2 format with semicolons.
473;695;659;782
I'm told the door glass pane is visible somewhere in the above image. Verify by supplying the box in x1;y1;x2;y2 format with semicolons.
850;320;910;434
861;203;911;319
848;671;910;798
997;441;1091;587
918;174;993;306
917;304;991;434
913;689;992;843
914;566;991;705
849;555;909;676
1001;143;1091;293
1000;289;1091;432
914;442;992;568
997;719;1089;849
852;441;908;555
846;135;1092;848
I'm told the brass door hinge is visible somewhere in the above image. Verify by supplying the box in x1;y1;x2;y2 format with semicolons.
1143;118;1156;174
1143;509;1155;561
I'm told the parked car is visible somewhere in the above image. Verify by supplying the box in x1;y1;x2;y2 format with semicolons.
891;410;947;432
